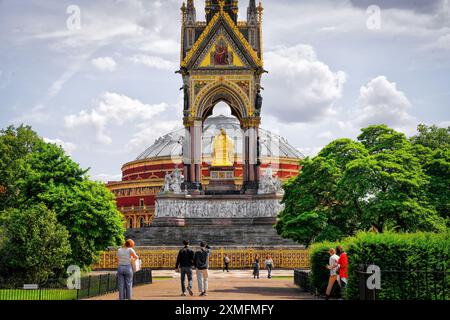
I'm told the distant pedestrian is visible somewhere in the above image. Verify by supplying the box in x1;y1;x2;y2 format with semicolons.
223;255;230;272
194;242;211;296
264;255;274;279
253;255;260;279
116;239;139;300
175;240;195;296
325;248;340;300
336;246;348;296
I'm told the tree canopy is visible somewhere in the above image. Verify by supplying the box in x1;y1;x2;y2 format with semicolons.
0;125;125;272
0;204;71;284
276;124;449;246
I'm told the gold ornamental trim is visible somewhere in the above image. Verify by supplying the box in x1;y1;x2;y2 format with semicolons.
181;10;262;68
93;248;310;270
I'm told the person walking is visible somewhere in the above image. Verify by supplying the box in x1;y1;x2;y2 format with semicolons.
252;255;260;279
336;245;348;296
264;255;274;279
175;240;195;296
194;242;211;296
116;239;139;300
223;255;230;272
325;248;340;300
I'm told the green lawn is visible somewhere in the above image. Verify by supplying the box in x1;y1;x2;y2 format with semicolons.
153;276;173;280
270;276;294;279
0;289;78;300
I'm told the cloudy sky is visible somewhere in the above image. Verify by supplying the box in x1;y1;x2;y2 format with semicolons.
0;0;449;182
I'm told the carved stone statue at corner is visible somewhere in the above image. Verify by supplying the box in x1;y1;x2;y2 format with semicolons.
161;168;184;194
255;87;263;116
163;170;171;192
181;84;189;114
258;165;284;195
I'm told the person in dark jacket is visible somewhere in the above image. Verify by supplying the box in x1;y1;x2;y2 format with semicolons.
253;255;260;279
223;255;230;272
194;242;211;296
175;240;194;296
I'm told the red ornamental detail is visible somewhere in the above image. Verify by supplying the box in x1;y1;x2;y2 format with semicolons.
211;39;234;66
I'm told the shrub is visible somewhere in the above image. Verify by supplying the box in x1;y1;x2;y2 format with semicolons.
0;204;71;284
309;232;449;300
345;232;449;300
309;241;342;297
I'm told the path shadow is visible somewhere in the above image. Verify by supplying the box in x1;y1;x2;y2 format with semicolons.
212;286;313;300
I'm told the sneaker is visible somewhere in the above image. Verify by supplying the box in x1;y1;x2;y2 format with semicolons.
203;292;208;296
181;292;187;296
199;292;205;296
187;287;193;296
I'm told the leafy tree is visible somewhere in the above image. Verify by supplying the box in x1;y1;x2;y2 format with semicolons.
277;139;369;246
17;142;125;267
410;124;450;150
0;125;43;211
277;125;446;246
410;124;450;222
358;124;409;154
0;204;71;284
0;125;125;269
423;148;450;221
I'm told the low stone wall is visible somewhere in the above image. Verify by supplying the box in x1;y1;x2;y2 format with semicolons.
93;246;309;270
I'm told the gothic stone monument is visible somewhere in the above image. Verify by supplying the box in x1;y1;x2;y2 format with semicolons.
128;0;299;246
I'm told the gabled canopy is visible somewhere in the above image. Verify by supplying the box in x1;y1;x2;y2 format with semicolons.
181;9;262;69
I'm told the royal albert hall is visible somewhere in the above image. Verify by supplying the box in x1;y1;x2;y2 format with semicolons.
107;115;303;229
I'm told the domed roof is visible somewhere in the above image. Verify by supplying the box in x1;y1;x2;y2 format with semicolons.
136;115;304;160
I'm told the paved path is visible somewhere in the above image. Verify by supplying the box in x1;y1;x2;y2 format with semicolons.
89;270;317;300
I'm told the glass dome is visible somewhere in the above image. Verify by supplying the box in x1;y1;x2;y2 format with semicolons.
136;115;304;160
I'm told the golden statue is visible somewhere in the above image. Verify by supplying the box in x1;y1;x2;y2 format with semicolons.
211;128;234;167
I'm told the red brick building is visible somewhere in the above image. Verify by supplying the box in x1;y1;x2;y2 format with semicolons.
107;115;303;229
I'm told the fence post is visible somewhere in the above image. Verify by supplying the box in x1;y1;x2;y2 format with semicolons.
107;273;111;293
87;275;91;298
358;264;376;300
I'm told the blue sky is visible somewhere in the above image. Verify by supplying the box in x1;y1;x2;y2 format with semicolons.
0;0;449;181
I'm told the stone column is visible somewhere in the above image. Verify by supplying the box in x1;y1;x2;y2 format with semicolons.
183;126;191;184
193;120;203;187
243;125;259;194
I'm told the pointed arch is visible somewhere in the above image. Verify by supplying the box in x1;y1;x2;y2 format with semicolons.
195;81;250;123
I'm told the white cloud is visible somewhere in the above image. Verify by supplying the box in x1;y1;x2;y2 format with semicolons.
127;120;180;152
264;44;346;123
91;173;122;183
91;57;117;72
128;54;177;71
434;34;450;50
64;92;168;145
43;138;77;155
354;76;415;128
298;146;323;157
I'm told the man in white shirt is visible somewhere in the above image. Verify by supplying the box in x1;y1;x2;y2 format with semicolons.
325;248;340;299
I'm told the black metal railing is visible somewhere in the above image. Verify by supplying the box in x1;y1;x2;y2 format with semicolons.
294;267;449;300
294;269;313;293
357;268;449;300
0;269;152;300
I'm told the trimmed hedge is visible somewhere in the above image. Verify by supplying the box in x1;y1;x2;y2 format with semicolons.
309;242;341;297
309;232;449;300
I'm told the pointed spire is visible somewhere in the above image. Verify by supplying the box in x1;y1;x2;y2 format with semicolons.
247;0;257;25
185;0;197;25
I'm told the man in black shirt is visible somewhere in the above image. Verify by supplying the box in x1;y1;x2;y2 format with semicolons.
175;240;194;296
194;242;211;296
